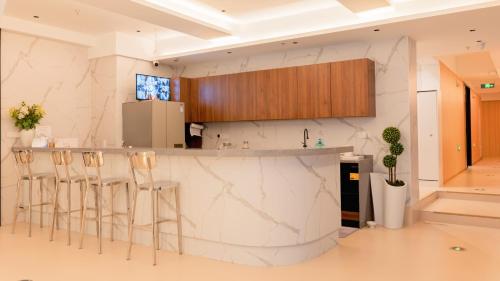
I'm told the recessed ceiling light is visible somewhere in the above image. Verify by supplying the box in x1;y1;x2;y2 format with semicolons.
292;41;299;45
221;9;226;13
136;30;141;33
476;40;483;43
450;246;466;252
227;51;232;54
33;15;39;19
469;29;476;32
373;28;380;32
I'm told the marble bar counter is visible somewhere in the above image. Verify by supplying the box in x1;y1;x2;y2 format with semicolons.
13;146;352;266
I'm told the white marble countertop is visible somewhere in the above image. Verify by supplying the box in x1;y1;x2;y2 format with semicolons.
12;146;353;157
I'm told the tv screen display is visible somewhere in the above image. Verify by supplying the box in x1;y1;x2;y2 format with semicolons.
136;74;170;101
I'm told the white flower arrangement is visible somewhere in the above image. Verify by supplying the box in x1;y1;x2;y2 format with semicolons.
9;101;45;130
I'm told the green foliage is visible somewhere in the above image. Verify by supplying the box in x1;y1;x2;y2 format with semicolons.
382;127;401;144
382;126;405;186
9;101;45;130
383;155;397;168
390;142;404;156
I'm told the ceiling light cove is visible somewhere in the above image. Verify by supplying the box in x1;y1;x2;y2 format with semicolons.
356;6;396;19
337;0;390;13
133;0;236;27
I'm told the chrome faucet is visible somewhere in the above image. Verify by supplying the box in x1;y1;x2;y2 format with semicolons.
302;129;309;148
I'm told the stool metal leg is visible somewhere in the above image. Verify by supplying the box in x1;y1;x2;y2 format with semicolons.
155;190;160;250
110;184;114;242
151;189;157;265
67;181;71;245
126;187;138;260
11;180;22;234
98;186;103;254
39;179;43;228
79;182;84;226
94;186;99;243
55;178;60;230
175;186;183;255
28;179;33;237
125;183;130;225
79;183;90;249
50;181;60;241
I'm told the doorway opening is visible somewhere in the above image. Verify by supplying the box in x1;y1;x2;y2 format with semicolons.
465;85;472;166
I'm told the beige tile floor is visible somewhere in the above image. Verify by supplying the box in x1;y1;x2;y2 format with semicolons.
423;198;500;218
444;157;500;190
1;222;500;281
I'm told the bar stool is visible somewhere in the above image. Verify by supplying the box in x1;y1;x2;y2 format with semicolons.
79;151;131;254
12;149;56;237
49;150;91;245
126;151;182;265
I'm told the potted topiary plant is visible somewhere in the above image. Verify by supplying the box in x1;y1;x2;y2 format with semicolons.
382;126;407;229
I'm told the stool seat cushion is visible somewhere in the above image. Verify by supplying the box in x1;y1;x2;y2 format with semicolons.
90;177;129;186
21;172;55;180
59;175;96;183
138;180;178;191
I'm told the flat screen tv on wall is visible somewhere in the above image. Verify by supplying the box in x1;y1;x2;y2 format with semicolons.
136;74;170;101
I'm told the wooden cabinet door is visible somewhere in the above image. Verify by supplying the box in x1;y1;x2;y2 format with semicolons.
255;67;298;120
275;67;298;120
170;77;191;122
297;63;331;118
189;78;200;122
227;72;256;121
213;75;228;122
255;69;276;120
197;76;216;122
331;59;375;117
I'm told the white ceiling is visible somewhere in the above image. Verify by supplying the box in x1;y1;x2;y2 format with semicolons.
195;0;301;16
3;0;181;40
1;0;500;94
440;52;499;94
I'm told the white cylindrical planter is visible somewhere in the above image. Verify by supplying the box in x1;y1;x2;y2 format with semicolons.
384;182;408;229
370;173;386;226
19;129;35;147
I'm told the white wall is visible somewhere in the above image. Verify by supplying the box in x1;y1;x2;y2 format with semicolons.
0;31;172;225
89;56;172;147
1;30;92;224
178;36;419;203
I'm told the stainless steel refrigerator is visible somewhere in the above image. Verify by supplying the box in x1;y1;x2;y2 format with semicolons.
122;100;185;148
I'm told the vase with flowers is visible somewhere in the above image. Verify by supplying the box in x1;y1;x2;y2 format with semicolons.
9;101;45;147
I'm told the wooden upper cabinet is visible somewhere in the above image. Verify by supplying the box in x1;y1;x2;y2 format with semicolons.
255;67;298;120
275;67;298;120
187;78;198;122
183;58;375;122
297;63;331;118
232;72;256;121
330;58;375;117
170;77;192;122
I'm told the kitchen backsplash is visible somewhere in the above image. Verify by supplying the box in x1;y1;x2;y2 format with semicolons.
176;37;415;178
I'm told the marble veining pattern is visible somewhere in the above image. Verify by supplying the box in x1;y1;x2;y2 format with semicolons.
1;31;92;225
20;151;341;266
180;37;413;184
